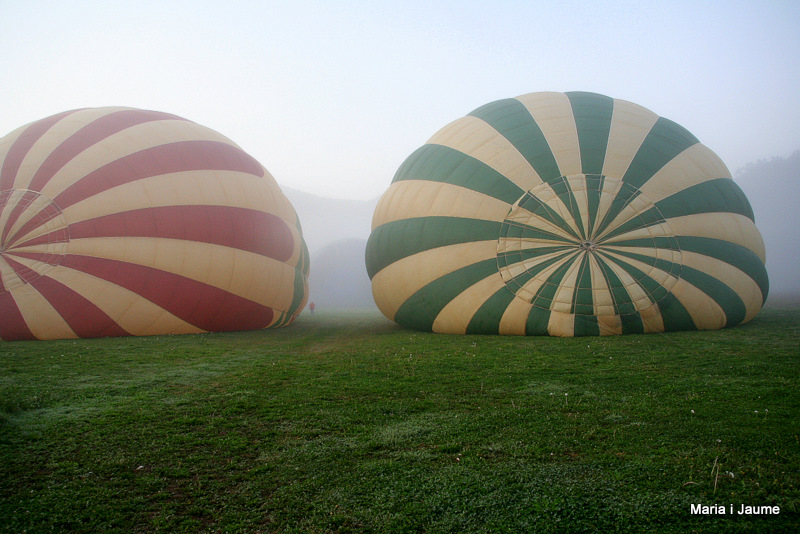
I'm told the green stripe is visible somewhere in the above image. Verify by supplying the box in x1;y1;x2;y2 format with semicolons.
598;253;696;331
607;248;747;327
678;237;769;303
283;231;310;325
466;287;517;334
590;253;644;334
594;188;642;238
658;294;697;332
622;116;699;190
526;308;552;335
656;178;754;221
500;251;578;297
499;221;573;244
572;253;595;316
497;245;574;273
469;98;562;182
365;217;501;278
598;250;673;303
574;315;600;336
513;190;582;241
394;258;500;332
596;117;699;233
607;236;769;303
602;179;755;241
585;174;605;238
393;144;525;204
566;92;614;175
530;256;575;311
545;176;585;240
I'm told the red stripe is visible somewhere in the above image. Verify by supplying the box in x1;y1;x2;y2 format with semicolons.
0;109;84;192
20;205;294;262
0;291;36;341
27;109;188;194
1;190;59;246
24;273;130;339
56;254;275;333
8;140;265;246
53;140;264;210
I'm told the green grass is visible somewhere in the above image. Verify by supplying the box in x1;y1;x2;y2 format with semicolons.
1;304;799;533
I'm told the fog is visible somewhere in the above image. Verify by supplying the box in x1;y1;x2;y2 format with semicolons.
735;151;800;300
287;151;800;311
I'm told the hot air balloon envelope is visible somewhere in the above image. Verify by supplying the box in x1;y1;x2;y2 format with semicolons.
366;92;768;336
0;107;309;341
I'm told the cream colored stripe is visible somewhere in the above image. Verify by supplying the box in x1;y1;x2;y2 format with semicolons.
638;144;731;203
601;221;673;244
597;315;623;335
602;245;681;288
680;250;765;323
0;123;31;167
599;251;660;313
0;190;32;242
537;181;586;238
588;253;616;317
51;169;303;267
65;237;300;311
602;98;659;179
547;311;575;337
427;115;543;192
498;297;533;335
667;213;766;262
640;303;666;333
499;249;575;284
514;254;575;303
370;240;497;320
593;178;624;237
5;284;76;340
8;256;201;335
0;256;20;290
591;250;663;332
432;273;507;334
515;92;582;176
597;193;670;242
8;108;131;192
3;194;69;248
371;180;511;228
57;170;300;238
497;238;573;258
567;176;592;238
501;203;580;243
550;255;583;314
39;119;239;200
669;278;727;330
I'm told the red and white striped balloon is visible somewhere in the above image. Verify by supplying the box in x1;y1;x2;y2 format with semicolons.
0;107;309;341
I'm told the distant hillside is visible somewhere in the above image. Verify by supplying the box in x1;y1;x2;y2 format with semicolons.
735;150;800;299
281;186;378;255
306;238;374;310
280;186;379;310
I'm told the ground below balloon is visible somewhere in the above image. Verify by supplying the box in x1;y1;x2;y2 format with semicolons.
1;304;798;533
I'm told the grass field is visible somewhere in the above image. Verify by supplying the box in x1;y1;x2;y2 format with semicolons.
1;302;799;533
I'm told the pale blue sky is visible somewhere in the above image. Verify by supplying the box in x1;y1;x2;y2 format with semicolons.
2;0;798;199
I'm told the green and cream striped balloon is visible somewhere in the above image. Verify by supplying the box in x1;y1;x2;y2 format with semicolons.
366;91;768;336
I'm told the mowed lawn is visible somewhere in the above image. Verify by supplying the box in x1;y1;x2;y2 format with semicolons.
1;302;798;533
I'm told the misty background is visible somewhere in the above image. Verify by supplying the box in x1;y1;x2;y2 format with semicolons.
286;151;800;311
1;1;797;310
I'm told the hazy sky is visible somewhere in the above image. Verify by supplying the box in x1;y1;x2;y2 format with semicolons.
2;0;799;200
